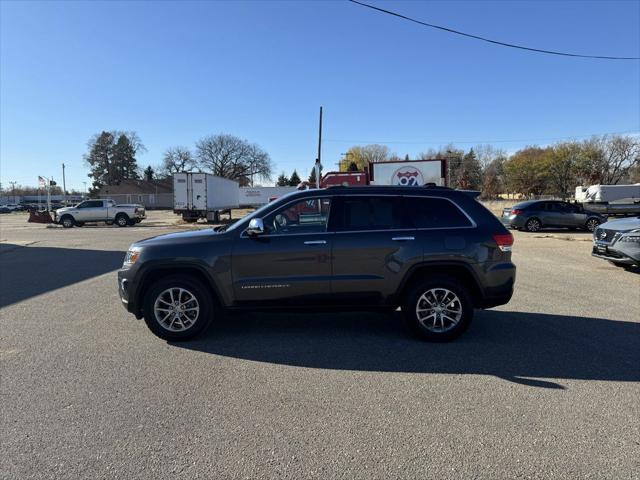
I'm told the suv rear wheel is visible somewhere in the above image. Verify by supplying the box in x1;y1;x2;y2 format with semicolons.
403;276;473;341
143;275;214;341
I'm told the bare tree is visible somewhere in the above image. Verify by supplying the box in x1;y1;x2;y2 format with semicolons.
342;144;390;170
474;144;507;169
577;135;640;185
162;147;195;175
195;134;272;186
244;143;273;186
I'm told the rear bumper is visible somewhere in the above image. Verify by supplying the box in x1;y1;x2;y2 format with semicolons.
500;215;526;229
478;262;516;308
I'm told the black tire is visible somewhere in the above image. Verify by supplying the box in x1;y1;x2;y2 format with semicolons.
142;275;214;341
525;217;542;232
115;213;129;227
585;217;600;232
403;275;474;342
127;218;136;226
60;215;75;228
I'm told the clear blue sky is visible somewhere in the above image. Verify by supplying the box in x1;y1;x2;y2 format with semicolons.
1;0;639;190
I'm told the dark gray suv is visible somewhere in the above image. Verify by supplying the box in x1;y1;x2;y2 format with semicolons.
118;186;516;342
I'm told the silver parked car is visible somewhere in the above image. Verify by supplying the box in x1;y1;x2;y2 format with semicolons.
592;217;640;269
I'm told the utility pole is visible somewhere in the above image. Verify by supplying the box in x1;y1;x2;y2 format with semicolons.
62;163;67;205
9;181;17;203
315;106;323;189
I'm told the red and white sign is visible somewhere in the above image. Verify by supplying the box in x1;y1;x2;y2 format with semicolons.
391;166;424;186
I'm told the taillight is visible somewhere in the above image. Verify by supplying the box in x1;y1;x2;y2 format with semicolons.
493;233;514;252
511;209;522;215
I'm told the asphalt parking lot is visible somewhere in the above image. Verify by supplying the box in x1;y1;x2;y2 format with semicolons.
1;211;639;479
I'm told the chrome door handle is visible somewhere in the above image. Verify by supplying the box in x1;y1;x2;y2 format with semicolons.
392;236;415;241
304;240;327;245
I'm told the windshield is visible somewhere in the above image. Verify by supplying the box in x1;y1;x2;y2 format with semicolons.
222;190;304;232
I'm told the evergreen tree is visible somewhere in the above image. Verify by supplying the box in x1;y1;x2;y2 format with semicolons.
144;166;154;181
276;172;289;186
111;134;140;181
456;148;483;190
85;131;115;191
404;154;410;161
308;167;316;184
347;161;359;172
288;170;301;186
85;131;144;191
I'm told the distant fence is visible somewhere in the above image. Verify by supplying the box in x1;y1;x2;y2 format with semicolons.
97;193;173;209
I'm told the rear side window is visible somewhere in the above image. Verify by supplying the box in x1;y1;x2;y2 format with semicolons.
409;197;473;228
338;196;409;231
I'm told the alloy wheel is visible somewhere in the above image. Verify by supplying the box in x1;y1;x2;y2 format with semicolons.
526;219;541;232
153;287;200;332
586;219;599;232
415;288;463;333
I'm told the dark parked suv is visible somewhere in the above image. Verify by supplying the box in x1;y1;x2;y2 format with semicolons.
118;186;516;342
501;200;605;232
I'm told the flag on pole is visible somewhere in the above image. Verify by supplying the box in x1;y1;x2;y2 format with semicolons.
38;176;46;188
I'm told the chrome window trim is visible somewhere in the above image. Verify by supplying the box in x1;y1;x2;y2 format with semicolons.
240;192;477;237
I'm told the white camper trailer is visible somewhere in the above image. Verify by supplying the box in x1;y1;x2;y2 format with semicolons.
575;184;640;216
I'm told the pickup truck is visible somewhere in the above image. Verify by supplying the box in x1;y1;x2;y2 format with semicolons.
55;199;145;228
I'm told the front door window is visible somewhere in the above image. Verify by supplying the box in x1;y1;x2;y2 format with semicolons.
263;197;331;235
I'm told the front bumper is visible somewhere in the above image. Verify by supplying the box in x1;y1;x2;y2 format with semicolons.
592;242;640;266
117;268;143;318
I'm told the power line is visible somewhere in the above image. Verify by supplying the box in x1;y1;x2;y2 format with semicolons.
323;130;640;146
348;0;640;61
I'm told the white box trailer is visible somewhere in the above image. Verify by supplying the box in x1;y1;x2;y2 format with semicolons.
239;186;297;206
368;159;446;187
173;173;239;222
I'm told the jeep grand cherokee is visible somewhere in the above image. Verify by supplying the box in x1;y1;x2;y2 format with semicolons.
118;186;516;342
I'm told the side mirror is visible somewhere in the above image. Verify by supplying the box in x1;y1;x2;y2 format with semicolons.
246;217;265;236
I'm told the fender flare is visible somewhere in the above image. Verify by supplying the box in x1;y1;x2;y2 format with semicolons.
134;260;225;312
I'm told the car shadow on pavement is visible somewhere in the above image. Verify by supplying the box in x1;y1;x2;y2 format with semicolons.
175;309;640;389
0;243;125;307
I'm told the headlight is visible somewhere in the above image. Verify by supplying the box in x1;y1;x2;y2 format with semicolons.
619;235;640;243
123;247;142;267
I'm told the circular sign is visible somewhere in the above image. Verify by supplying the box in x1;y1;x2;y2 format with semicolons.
391;166;424;186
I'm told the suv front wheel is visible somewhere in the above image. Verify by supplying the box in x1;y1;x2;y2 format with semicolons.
143;275;214;341
403;276;473;342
